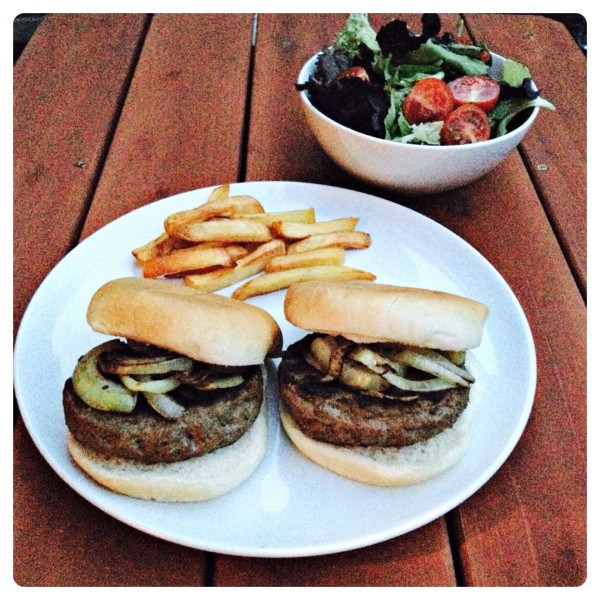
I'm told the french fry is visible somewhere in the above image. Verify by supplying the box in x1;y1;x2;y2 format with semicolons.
265;247;346;272
231;265;376;301
206;184;230;203
133;183;375;300
271;217;359;240
235;239;286;267
242;208;316;226
184;239;285;293
132;232;190;263
173;218;273;243
142;244;248;279
164;195;265;236
286;231;371;254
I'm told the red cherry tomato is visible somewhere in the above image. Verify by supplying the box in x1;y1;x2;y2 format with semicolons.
402;78;454;125
448;76;500;112
440;104;491;145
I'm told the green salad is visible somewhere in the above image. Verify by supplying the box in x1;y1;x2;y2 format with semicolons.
297;13;555;145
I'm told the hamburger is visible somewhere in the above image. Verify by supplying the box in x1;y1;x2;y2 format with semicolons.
278;281;489;486
63;277;282;502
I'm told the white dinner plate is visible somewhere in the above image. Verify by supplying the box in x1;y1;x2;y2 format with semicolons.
14;181;536;557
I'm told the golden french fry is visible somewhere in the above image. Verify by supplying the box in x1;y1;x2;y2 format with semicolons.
184;240;285;293
172;218;272;243
242;208;316;226
206;184;230;203
231;265;376;301
235;239;286;267
142;244;248;279
271;217;359;240
164;195;265;236
132;232;191;263
286;231;371;254
265;247;346;272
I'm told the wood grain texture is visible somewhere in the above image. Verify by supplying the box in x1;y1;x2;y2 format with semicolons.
402;154;586;586
214;520;456;586
464;14;587;294
80;13;254;239
13;13;148;336
13;421;206;586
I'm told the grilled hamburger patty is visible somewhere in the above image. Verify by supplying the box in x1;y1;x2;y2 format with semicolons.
278;335;469;447
63;366;263;464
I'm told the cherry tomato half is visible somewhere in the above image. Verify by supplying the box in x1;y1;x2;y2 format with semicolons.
402;78;454;125
440;104;491;145
448;76;500;112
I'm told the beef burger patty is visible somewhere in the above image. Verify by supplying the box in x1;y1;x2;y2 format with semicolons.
278;335;469;448
63;366;263;464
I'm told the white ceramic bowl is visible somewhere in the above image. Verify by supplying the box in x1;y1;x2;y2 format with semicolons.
298;52;539;195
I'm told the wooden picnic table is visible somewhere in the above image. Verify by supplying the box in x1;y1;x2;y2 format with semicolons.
13;13;586;586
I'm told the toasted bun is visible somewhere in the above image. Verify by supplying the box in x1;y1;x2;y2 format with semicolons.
284;281;488;351
280;396;476;487
67;401;268;502
87;277;282;365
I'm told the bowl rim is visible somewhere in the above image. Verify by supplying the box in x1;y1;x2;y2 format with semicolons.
297;50;539;151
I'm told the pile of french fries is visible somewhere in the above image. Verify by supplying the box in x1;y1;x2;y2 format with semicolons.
132;184;375;301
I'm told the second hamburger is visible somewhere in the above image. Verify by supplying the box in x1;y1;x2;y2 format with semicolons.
278;281;489;486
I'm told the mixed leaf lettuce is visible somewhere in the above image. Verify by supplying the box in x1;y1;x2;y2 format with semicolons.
297;13;554;144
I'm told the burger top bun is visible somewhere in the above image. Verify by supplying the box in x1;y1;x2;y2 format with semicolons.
87;277;282;366
284;281;489;351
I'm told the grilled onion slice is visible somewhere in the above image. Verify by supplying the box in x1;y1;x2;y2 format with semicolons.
308;337;390;392
72;341;137;413
120;375;181;394
350;346;461;392
381;371;458;392
100;349;193;376
177;366;244;390
144;392;185;420
382;346;474;386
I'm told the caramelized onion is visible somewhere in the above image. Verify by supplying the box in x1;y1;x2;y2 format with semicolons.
381;370;458;392
177;366;244;390
382;346;474;386
305;335;475;397
309;337;389;392
72;341;137;413
120;375;181;394
144;392;185;420
327;337;354;378
100;352;193;376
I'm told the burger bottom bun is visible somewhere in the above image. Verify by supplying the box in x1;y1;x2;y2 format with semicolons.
280;397;476;487
67;402;268;502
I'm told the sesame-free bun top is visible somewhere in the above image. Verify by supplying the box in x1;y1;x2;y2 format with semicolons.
284;281;488;351
87;278;282;366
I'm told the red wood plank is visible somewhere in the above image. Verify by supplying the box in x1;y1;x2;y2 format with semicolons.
464;14;587;293
403;156;586;586
80;13;254;239
13;14;148;337
13;421;206;586
214;519;456;586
